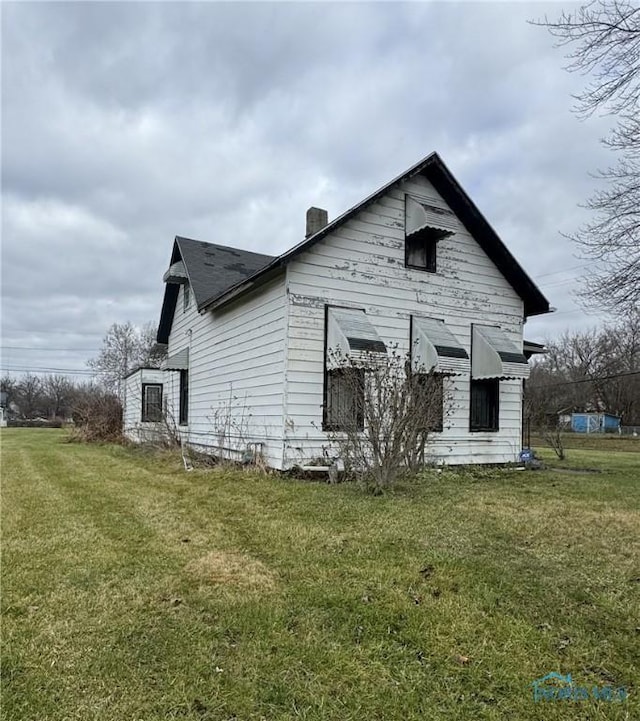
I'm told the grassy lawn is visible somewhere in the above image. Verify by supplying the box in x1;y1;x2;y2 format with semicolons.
2;429;638;720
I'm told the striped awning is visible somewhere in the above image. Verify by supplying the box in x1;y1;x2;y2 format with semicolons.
405;196;457;236
326;308;386;369
162;260;188;284
161;347;189;371
412;317;469;375
472;325;529;380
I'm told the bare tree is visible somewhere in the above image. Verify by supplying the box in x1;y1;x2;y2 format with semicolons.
524;371;567;459
534;1;640;311
43;374;75;419
324;347;452;493
88;321;165;398
15;373;44;419
526;308;640;429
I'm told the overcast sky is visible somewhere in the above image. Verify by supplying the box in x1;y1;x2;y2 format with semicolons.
1;1;616;378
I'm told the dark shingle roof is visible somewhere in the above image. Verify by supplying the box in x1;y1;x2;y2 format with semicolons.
176;237;274;309
157;237;274;343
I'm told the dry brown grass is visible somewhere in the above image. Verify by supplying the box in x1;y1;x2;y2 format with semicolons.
185;550;276;593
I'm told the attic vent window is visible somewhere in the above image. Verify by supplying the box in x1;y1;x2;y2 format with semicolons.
404;196;455;273
406;233;438;272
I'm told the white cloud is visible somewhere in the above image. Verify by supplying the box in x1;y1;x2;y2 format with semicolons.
1;1;615;373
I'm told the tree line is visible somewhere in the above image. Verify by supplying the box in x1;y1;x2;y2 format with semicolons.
3;312;638;428
1;322;164;424
1;373;86;422
527;308;640;426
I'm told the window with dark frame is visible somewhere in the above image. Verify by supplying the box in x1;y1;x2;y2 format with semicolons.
470;378;499;431
413;373;444;432
179;370;189;425
183;283;190;312
142;383;163;422
405;228;438;272
324;368;365;432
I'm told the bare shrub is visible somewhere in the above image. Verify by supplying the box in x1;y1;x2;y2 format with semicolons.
151;404;183;449
325;347;453;493
208;386;264;466
70;387;123;443
524;382;566;460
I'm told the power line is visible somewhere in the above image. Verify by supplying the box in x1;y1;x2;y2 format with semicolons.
534;370;640;388
535;263;589;280
0;366;96;376
1;346;100;352
2;328;103;336
539;277;583;290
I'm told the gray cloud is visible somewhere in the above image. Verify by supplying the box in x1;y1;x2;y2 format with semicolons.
1;1;613;376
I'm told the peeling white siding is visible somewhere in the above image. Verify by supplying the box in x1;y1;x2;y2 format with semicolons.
127;173;531;468
164;276;288;468
283;175;526;466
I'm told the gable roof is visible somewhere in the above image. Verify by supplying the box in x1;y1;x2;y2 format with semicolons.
201;152;550;318
158;152;551;343
157;237;274;343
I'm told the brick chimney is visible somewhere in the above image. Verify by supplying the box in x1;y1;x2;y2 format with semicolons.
306;207;328;237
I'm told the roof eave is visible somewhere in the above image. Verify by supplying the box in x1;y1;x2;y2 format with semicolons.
157;238;184;344
424;159;550;318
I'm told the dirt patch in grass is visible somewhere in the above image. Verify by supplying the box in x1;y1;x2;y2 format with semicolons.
185;550;276;592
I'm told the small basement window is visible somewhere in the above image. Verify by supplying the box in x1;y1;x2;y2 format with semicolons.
470;378;499;432
324;368;364;432
142;383;163;422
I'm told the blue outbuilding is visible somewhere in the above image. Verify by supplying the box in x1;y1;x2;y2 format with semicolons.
571;412;621;434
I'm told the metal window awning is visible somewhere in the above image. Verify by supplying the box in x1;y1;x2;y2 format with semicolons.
472;325;529;380
405;196;457;237
412;317;469;375
161;347;189;371
523;339;546;359
327;308;387;369
163;260;188;284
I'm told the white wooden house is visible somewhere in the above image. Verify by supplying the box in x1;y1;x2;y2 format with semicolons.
123;152;550;467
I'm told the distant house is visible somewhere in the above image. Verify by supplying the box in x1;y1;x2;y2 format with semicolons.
0;391;7;428
123;151;550;468
571;412;621;434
